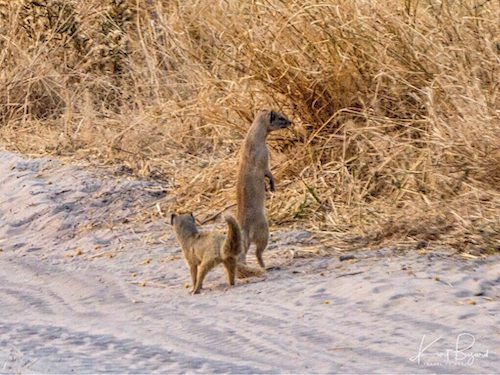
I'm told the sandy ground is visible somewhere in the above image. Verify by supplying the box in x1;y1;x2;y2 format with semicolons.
0;150;498;374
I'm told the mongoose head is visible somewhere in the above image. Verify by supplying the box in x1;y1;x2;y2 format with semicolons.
261;110;292;132
170;212;198;236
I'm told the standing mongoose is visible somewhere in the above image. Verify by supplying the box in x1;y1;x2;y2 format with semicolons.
237;110;292;269
171;213;261;294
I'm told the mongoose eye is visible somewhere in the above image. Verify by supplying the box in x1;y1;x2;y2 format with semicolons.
270;111;276;123
170;213;177;225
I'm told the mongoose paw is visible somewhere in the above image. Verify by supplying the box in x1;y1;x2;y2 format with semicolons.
266;182;275;193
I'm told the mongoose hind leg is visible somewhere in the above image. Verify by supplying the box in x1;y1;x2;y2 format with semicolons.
255;229;269;269
223;257;237;286
238;231;251;264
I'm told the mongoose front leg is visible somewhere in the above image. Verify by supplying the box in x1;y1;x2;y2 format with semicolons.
265;170;275;192
192;261;212;294
189;263;198;292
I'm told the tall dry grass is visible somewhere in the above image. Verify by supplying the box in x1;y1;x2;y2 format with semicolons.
0;0;498;253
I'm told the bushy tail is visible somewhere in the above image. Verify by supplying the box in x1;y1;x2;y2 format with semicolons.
222;214;242;259
236;262;265;279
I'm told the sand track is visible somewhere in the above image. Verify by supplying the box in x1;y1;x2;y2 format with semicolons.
0;151;498;373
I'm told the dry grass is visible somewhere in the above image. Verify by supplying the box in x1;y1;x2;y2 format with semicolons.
1;0;499;253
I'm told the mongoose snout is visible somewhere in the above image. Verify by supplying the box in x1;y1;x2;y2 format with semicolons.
269;111;292;130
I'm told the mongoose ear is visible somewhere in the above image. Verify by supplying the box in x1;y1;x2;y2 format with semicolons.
270;111;276;123
170;213;176;225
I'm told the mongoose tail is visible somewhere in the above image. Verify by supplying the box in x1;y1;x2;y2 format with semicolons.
236;263;265;279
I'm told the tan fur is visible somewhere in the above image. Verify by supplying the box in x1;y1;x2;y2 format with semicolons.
171;213;260;294
237;110;292;269
235;262;264;279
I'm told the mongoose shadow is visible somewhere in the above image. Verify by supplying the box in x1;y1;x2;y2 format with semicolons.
171;213;262;294
237;109;292;271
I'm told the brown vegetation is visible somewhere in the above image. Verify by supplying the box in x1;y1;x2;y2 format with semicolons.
0;0;498;253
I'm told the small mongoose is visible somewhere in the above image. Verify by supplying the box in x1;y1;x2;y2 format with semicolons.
237;109;292;269
171;213;260;294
